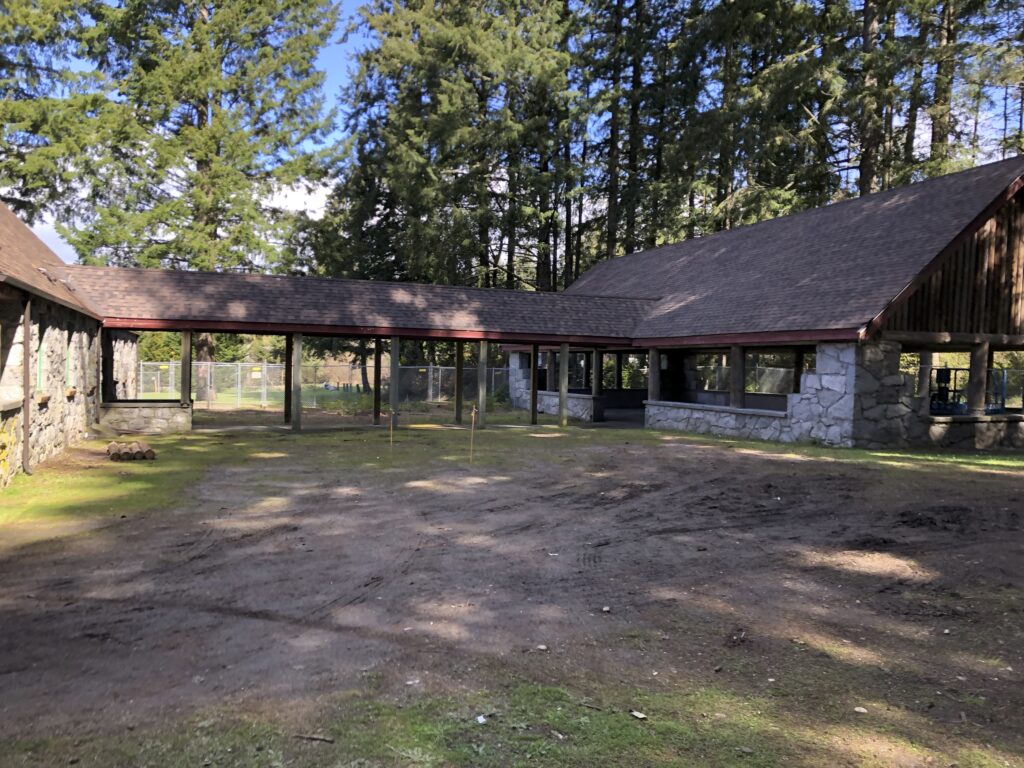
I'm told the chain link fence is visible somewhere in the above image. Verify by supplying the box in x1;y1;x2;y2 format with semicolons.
139;362;509;411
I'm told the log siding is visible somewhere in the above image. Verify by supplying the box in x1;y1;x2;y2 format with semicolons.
883;192;1024;336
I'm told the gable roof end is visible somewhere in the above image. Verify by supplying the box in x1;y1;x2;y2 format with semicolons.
0;204;100;318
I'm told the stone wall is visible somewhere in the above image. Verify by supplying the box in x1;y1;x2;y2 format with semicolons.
100;402;192;434
508;352;604;421
922;415;1024;450
851;340;1024;450
644;342;858;447
851;340;922;448
645;400;790;439
536;391;598;421
1;295;101;487
509;351;531;408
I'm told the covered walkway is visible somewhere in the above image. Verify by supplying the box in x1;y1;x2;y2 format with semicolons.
66;265;652;431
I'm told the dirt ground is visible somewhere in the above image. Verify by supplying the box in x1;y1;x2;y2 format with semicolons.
0;426;1021;766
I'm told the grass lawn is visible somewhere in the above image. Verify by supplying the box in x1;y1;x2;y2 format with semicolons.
1;422;1022;767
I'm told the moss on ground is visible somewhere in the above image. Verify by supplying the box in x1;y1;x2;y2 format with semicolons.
5;678;1018;767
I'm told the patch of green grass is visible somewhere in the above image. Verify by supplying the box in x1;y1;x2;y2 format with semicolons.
651;430;1024;472
0;433;250;529
0;684;816;768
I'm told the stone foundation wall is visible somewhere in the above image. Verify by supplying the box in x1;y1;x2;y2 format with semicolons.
852;340;1024;450
1;296;101;487
923;416;1024;450
852;340;923;448
645;400;790;439
644;343;857;447
509;352;530;408
100;402;192;434
535;391;599;421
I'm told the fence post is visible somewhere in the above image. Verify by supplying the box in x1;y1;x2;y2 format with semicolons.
428;363;434;402
312;366;318;408
262;362;268;407
236;363;241;408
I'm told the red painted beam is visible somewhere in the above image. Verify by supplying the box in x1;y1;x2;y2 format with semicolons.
629;328;862;348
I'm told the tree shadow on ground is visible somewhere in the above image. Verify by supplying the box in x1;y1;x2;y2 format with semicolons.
0;426;1021;766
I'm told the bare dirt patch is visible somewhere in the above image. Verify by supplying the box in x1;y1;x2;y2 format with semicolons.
0;428;1021;765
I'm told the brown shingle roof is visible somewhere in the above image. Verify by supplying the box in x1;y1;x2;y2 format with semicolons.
0;204;99;317
567;156;1024;343
29;157;1024;346
64;265;652;342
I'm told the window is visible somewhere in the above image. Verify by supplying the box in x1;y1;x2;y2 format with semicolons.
744;350;796;395
689;352;729;392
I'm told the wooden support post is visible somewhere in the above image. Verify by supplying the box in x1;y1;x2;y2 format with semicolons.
290;333;303;431
477;340;488;429
372;337;382;425
101;328;116;403
591;349;604;423
615;352;624;390
584;352;592;391
793;348;805;394
729;345;744;409
530;343;539;425
917;351;933;396
558;343;570;427
180;330;192;406
22;295;32;474
967;342;990;415
283;334;293;423
454;340;464;424
647;348;661;402
390;335;400;429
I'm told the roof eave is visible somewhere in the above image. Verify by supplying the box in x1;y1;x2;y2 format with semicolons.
631;327;864;348
0;273;103;320
101;316;636;345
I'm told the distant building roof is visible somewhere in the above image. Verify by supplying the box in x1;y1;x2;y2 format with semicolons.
0;204;100;317
567;156;1024;344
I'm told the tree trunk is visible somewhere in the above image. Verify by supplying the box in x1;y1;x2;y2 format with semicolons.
624;0;644;254
605;0;624;261
929;0;958;166
903;17;928;167
505;165;518;290
195;333;215;400
858;0;880;196
716;39;737;230
537;154;552;291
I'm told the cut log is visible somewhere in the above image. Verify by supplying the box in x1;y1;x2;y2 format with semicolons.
128;442;145;460
106;441;120;456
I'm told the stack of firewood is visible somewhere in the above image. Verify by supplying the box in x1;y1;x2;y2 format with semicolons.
106;441;157;461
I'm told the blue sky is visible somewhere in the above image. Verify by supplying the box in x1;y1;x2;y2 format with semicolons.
34;0;370;263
